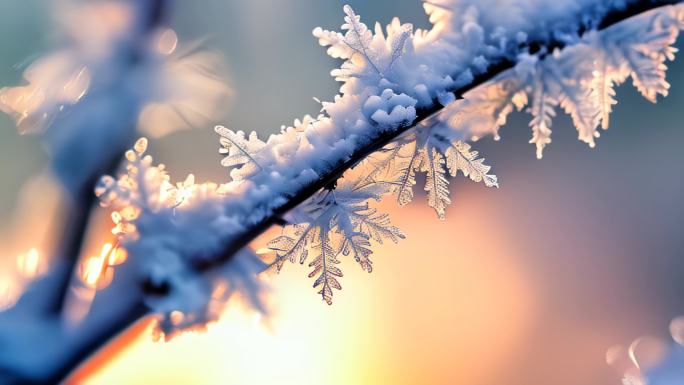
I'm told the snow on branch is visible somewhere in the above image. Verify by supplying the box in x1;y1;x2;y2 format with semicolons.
0;1;231;382
0;0;232;315
0;1;680;383
95;0;684;332
97;138;266;337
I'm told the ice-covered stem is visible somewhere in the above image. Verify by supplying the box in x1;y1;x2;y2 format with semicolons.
49;0;172;314
49;154;123;314
199;0;683;273
1;2;678;383
43;302;149;385
0;264;149;385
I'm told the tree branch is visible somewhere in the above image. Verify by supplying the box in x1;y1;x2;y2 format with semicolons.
48;0;171;315
2;2;679;384
196;0;683;272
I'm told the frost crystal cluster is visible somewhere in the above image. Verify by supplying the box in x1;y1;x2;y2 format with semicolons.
96;138;265;337
94;1;684;336
441;4;684;158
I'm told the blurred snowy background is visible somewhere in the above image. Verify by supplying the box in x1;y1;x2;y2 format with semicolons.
0;1;683;384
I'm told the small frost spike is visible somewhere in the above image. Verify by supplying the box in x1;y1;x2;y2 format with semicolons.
215;126;266;181
267;181;404;304
341;5;382;74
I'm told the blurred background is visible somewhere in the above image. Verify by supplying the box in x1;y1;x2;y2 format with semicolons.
0;1;683;384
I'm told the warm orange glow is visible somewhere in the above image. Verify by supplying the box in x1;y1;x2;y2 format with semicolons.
0;278;19;310
16;248;43;278
66;241;125;324
107;246;128;266
83;197;537;385
80;243;111;289
79;242;124;290
170;311;185;326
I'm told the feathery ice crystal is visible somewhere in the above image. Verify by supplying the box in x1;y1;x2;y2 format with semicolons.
98;2;683;331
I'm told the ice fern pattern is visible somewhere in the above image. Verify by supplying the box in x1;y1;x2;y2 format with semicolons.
359;120;498;219
314;5;413;82
443;5;683;158
268;180;404;304
94;2;683;327
215;126;266;181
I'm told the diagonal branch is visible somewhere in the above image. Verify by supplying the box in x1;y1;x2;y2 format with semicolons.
49;0;171;315
2;2;678;384
197;0;683;273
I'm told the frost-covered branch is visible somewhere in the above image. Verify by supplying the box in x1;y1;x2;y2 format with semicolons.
47;0;174;314
99;0;684;330
1;1;682;383
0;0;176;316
197;1;684;273
0;0;230;382
204;0;683;270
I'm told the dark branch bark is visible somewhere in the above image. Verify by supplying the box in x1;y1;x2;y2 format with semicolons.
48;0;171;315
0;301;149;385
46;301;150;385
48;153;124;315
197;0;684;272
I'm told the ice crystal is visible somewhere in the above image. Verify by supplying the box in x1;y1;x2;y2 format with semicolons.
215;126;266;181
362;121;498;219
97;138;265;337
435;5;682;158
268;181;404;304
314;5;413;82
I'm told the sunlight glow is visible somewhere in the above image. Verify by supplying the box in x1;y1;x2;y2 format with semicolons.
80;244;110;289
83;200;537;385
79;242;124;289
0;278;19;311
16;248;43;278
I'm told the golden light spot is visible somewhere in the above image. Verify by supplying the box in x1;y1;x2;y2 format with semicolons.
170;311;185;326
16;248;42;278
168;174;196;206
0;279;19;310
80;243;118;289
108;246;128;266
